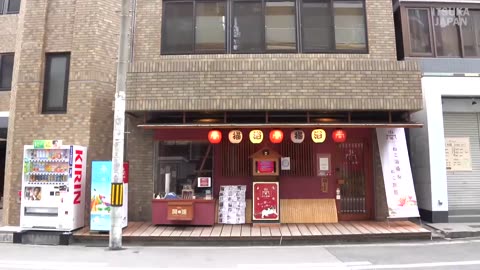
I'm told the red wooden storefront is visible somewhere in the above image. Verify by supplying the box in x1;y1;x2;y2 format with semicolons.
152;127;374;224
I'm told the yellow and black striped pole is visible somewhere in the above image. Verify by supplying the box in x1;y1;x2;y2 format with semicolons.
111;183;124;207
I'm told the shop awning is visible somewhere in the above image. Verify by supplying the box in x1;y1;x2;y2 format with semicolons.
138;122;423;129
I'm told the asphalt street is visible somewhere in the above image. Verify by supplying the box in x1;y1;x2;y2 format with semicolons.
1;238;480;269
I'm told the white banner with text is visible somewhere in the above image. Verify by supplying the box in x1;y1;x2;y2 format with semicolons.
377;128;420;218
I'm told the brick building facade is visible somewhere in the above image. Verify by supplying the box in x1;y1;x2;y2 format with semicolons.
125;0;422;224
2;0;423;226
1;0;120;225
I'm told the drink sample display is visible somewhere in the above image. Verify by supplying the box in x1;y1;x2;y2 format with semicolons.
25;149;70;183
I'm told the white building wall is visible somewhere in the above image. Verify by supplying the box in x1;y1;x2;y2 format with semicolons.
411;76;480;219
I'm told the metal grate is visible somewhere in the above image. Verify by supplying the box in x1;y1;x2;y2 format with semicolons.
337;142;367;214
279;139;315;177
221;139;254;177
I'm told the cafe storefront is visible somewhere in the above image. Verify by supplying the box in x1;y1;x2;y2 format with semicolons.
126;111;421;226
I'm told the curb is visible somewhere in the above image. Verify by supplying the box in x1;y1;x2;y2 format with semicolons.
443;231;480;239
423;224;480;239
72;232;433;247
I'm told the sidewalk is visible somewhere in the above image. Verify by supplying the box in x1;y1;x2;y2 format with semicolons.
73;221;431;246
425;222;480;239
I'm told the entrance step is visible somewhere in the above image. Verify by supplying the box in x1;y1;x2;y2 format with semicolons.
13;230;72;245
448;215;480;223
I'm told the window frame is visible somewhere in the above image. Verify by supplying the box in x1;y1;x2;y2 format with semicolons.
431;7;463;58
231;0;298;54
161;0;228;55
42;53;71;114
301;0;368;54
161;0;368;55
0;53;14;91
230;0;266;54
402;4;480;58
333;0;369;53
404;7;435;57
1;0;21;15
300;0;335;53
459;9;480;58
195;0;228;54
264;0;298;53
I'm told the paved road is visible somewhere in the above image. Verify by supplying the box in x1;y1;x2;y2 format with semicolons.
1;239;480;269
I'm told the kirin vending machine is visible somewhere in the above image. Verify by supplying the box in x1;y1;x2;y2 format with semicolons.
20;140;87;231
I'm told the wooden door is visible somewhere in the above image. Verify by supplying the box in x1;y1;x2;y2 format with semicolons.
335;139;373;221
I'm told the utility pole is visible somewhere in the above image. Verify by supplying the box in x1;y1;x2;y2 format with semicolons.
110;0;131;250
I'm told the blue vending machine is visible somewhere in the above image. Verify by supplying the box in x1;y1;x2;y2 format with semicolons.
90;161;128;231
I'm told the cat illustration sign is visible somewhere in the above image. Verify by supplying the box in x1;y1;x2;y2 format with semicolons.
252;182;280;222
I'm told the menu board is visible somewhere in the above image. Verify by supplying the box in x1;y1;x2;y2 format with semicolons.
252;182;279;221
445;137;472;171
218;185;246;224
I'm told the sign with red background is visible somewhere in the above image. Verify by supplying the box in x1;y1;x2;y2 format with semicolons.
252;182;279;221
123;162;129;184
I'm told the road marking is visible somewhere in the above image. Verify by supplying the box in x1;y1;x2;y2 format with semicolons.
349;260;480;269
238;261;372;269
0;260;108;270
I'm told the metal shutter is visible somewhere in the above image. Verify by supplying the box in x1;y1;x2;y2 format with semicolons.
443;113;480;211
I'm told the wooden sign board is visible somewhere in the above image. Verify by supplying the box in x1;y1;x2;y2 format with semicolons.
252;182;280;222
167;202;194;221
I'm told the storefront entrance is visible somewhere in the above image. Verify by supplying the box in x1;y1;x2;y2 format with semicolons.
151;127;376;224
335;139;373;221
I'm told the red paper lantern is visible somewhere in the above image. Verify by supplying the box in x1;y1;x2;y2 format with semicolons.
332;129;347;143
269;130;284;144
208;130;222;144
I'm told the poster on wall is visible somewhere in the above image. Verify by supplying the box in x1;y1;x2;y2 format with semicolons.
445;137;472;171
218;185;246;224
376;128;419;218
252;182;279;222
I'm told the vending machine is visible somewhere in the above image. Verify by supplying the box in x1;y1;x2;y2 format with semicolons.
90;161;128;231
20;140;87;231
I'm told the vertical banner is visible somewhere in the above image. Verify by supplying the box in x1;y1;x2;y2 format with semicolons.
252;182;280;221
123;162;129;227
377;128;419;218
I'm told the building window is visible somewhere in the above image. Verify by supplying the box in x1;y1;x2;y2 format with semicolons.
433;8;461;57
265;1;296;51
196;2;226;52
155;141;213;197
302;0;333;51
0;53;14;91
162;1;226;54
0;0;21;14
405;7;480;58
333;0;367;51
232;1;264;53
162;0;367;54
407;9;433;55
42;53;70;114
462;10;480;57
